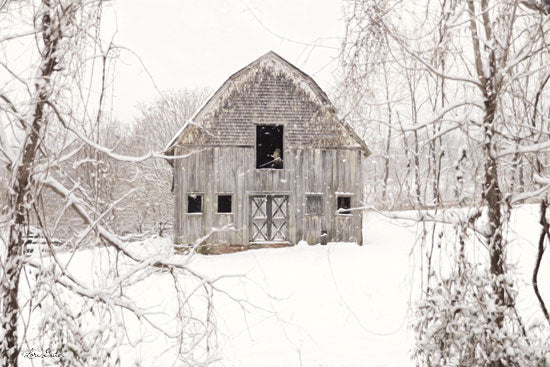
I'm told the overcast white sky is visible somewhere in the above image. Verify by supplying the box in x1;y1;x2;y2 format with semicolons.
108;0;345;122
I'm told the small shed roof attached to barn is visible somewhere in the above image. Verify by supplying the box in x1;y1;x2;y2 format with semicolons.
167;51;370;247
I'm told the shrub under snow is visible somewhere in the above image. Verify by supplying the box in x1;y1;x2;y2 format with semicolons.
413;263;550;366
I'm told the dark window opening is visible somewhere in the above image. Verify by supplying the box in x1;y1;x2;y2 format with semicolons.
337;196;351;215
256;125;283;169
306;195;323;215
217;195;232;213
187;194;202;213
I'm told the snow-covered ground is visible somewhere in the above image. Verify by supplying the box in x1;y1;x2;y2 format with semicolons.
18;204;550;366
130;204;549;366
194;218;416;367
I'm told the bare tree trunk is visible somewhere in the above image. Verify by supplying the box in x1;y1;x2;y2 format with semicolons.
1;2;59;365
406;70;422;206
468;0;505;292
413;130;421;206
484;95;505;313
467;2;507;364
530;74;550;327
534;200;550;325
382;64;392;204
382;121;392;203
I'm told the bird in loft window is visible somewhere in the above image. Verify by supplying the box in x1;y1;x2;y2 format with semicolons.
272;148;283;169
260;148;283;169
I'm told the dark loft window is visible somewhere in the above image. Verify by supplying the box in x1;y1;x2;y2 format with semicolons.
256;125;283;169
306;195;323;215
217;195;232;213
337;196;351;215
187;194;202;213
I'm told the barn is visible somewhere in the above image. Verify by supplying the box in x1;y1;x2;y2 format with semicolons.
165;51;370;247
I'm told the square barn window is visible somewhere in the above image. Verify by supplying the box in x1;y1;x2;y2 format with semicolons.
337;196;351;215
187;194;202;213
306;195;323;215
217;194;232;213
256;125;283;169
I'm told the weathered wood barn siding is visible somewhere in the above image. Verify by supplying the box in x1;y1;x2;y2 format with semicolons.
168;51;369;246
173;146;362;245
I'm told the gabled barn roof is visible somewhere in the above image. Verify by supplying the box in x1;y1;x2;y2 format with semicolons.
165;51;370;156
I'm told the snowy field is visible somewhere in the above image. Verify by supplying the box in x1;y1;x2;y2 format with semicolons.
18;204;550;366
192;216;416;367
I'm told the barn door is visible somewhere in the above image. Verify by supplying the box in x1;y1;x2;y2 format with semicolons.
250;195;289;242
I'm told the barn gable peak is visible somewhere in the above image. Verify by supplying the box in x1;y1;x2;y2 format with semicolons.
166;51;370;156
191;51;334;124
232;51;332;106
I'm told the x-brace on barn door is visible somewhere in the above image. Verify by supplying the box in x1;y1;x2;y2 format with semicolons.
250;195;289;242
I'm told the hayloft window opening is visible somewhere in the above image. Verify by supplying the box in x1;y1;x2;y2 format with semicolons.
187;194;203;213
256;125;283;169
217;194;232;213
337;196;351;215
306;194;323;215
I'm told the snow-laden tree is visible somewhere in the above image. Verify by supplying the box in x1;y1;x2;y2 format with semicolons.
45;89;210;238
118;89;210;235
414;261;548;366
0;1;220;366
341;0;550;364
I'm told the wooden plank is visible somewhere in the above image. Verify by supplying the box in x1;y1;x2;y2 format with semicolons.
242;148;252;243
330;149;338;240
189;151;196;192
304;149;312;193
205;148;214;242
185;215;202;243
305;215;321;244
229;148;238;244
214;213;233;244
321;149;330;237
213;147;219;191
173;156;181;243
295;148;304;241
274;168;281;192
314;149;322;193
177;152;188;243
304;149;316;243
356;150;363;245
338;150;344;193
286;148;295;243
346;150;354;193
